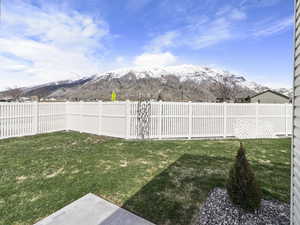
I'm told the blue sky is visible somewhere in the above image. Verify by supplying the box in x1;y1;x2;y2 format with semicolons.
0;0;294;90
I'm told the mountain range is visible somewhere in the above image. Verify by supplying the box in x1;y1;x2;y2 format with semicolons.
0;65;292;102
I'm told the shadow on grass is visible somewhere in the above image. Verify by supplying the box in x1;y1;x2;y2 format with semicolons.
112;154;230;225
101;153;290;225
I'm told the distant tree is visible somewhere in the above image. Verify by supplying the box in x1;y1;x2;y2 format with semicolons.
5;86;23;101
227;143;262;212
210;72;245;102
245;96;251;103
157;92;163;101
179;84;184;101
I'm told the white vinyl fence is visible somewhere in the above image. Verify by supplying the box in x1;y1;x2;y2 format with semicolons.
0;101;292;140
0;102;66;139
129;102;292;139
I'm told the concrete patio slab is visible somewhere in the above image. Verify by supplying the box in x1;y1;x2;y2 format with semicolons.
34;193;155;225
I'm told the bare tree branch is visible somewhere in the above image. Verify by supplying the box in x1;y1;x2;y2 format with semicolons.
210;72;245;102
5;86;23;101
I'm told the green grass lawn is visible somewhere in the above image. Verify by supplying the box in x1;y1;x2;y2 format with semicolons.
0;132;291;225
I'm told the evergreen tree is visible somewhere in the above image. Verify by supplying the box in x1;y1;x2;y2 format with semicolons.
227;143;262;211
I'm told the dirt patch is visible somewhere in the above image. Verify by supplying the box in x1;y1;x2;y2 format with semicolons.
84;135;113;144
161;160;171;164
96;160;113;172
104;165;112;171
16;176;28;183
71;169;80;174
257;159;272;164
138;159;151;165
30;195;42;202
45;167;64;178
146;167;157;174
158;152;169;158
120;160;128;167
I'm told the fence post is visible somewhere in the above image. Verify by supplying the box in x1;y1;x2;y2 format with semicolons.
65;101;69;131
79;101;83;133
125;100;131;139
255;102;259;138
285;103;288;136
34;101;39;134
158;100;162;139
188;101;192;139
223;102;227;138
98;101;103;136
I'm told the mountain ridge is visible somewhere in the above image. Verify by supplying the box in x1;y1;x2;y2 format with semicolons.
1;65;292;101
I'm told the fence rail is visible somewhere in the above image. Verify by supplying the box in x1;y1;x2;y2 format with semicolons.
0;101;292;140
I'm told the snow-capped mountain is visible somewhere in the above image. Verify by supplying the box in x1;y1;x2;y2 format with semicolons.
88;64;277;92
1;64;291;101
91;65;236;83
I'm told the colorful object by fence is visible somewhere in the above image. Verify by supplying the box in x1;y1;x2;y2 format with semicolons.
111;91;117;101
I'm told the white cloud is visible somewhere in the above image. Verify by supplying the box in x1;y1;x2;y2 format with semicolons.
144;3;291;52
116;56;125;63
215;6;246;20
134;52;177;67
185;6;248;48
0;38;100;82
145;31;179;52
240;0;282;8
144;6;246;51
253;17;293;37
188;18;232;49
230;9;247;20
0;1;110;90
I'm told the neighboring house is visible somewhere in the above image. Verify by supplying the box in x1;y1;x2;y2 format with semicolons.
215;97;231;103
19;97;31;102
234;96;251;103
31;96;40;102
250;90;290;104
0;97;13;102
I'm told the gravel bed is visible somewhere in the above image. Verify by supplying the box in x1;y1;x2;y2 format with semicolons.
196;188;290;225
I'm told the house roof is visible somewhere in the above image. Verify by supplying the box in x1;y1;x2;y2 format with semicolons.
250;89;289;99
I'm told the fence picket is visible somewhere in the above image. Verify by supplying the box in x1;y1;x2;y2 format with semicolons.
126;100;130;139
158;101;162;139
223;103;227;138
98;101;103;136
188;101;192;139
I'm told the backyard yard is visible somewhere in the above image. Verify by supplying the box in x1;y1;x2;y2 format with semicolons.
0;131;291;225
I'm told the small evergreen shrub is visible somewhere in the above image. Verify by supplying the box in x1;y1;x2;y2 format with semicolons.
226;143;262;211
